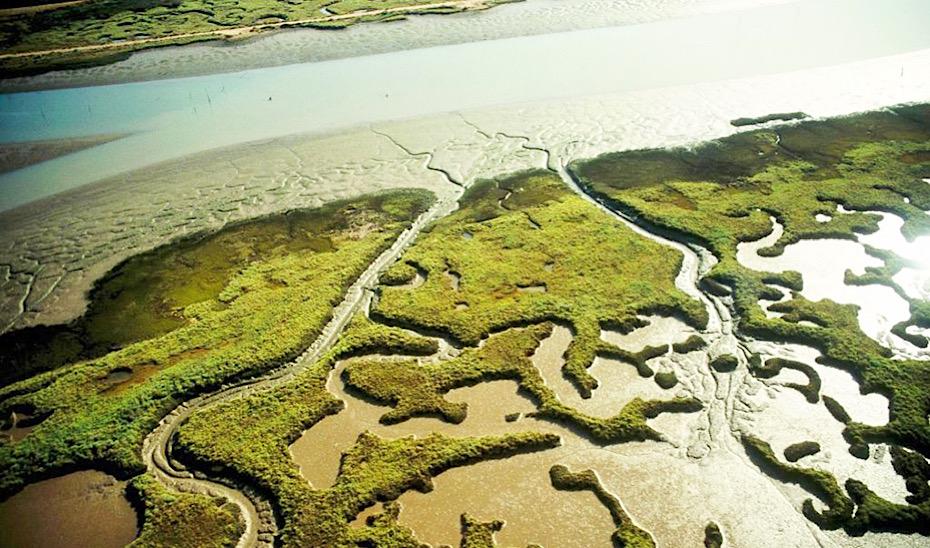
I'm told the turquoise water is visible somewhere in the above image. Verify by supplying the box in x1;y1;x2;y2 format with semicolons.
1;0;929;211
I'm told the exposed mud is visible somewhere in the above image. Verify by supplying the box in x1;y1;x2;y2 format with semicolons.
0;470;138;548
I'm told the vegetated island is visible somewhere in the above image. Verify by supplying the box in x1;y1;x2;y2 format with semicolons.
0;0;515;78
1;104;930;546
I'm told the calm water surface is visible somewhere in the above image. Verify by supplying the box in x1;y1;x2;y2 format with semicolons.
1;0;930;210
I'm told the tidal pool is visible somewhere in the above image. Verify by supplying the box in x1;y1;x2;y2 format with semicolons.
737;217;915;354
290;359;542;489
396;444;617;548
858;211;930;302
0;470;138;548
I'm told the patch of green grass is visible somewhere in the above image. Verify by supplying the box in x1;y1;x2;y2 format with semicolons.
344;501;427;547
671;334;706;354
845;479;930;536
0;190;432;500
708;354;738;373
653;371;678;390
344;324;702;444
703;522;723;548
751;357;821;403
459;513;504;548
374;170;707;397
549;464;654;547
742;434;852;530
127;474;244;548
783;441;821;463
1;194;411;386
569;104;930;534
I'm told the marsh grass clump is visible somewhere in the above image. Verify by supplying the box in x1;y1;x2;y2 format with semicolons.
751;358;821;403
741;435;852;530
127;474;245;548
731;112;808;127
703;521;724;548
374;170;706;398
654;371;678;389
844;479;930;536
783;441;821;463
460;513;505;548
822;395;852;424
0;190;432;500
890;445;930;505
344;501;428;547
597;342;667;378
549;464;655;548
671;335;706;354
569;105;930;534
709;355;738;373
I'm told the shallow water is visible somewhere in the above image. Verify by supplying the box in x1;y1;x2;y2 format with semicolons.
0;0;797;92
396;443;617;548
858;211;930;302
737;217;916;355
3;0;930;211
0;470;138;548
289;359;541;489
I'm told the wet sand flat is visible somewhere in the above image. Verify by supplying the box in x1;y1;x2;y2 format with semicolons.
0;470;138;548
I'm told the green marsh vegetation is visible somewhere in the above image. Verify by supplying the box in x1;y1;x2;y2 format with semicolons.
128;474;245;548
344;324;702;443
742;434;853;530
1;194;373;385
783;440;821;463
570;104;930;535
175;313;560;546
703;522;723;548
374;170;707;397
0;190;432;503
174;170;713;544
548;464;654;547
750;357;821;403
0;0;511;77
5;102;930;545
459;513;505;548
